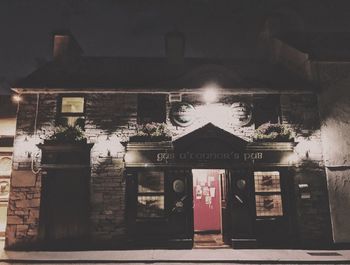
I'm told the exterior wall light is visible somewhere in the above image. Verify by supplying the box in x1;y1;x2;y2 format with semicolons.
12;94;22;103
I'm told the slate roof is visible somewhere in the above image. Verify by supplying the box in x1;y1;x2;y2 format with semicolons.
13;57;313;91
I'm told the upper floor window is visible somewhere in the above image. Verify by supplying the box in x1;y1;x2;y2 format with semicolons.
253;95;280;128
57;96;85;128
137;94;166;124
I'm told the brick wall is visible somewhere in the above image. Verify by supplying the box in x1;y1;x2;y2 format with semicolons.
6;92;332;248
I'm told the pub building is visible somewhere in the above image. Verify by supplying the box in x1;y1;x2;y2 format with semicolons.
5;31;333;250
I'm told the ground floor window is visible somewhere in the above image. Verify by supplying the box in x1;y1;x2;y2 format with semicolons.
137;170;165;218
254;171;283;217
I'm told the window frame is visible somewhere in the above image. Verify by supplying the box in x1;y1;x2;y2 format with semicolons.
57;95;86;128
137;94;167;125
135;169;166;220
253;94;281;129
253;170;284;218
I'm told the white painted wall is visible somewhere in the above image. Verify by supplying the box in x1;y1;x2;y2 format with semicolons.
319;74;350;242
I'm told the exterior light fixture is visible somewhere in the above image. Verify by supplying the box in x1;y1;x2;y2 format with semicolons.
12;94;22;103
203;88;218;104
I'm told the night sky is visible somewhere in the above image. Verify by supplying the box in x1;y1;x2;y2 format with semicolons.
1;0;350;94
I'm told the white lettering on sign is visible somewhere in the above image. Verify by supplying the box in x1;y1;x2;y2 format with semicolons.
243;152;263;161
156;152;263;162
156;152;175;162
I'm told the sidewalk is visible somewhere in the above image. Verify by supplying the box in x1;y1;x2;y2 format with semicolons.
0;242;350;264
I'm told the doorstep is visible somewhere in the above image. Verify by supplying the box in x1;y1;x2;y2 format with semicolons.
1;247;350;264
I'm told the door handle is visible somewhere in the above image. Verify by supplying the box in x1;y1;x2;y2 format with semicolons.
234;194;244;204
171;195;188;213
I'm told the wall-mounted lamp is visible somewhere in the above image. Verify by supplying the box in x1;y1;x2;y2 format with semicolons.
12;94;22;103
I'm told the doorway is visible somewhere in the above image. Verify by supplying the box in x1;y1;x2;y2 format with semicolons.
192;169;228;248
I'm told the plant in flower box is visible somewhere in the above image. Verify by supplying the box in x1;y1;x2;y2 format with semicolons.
129;122;172;142
253;122;294;142
44;125;87;144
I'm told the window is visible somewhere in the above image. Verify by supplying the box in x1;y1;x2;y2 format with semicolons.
57;96;85;128
254;171;283;217
137;94;166;124
137;170;165;218
0;157;11;177
253;95;280;128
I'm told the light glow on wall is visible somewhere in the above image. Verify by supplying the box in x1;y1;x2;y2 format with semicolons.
13;135;41;161
93;134;124;157
202;88;218;104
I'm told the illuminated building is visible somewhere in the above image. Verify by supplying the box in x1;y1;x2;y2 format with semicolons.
5;30;345;250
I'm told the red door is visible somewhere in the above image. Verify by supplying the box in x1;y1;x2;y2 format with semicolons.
193;169;222;232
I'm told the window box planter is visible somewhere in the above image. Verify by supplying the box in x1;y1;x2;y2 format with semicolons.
253;123;295;144
247;141;296;152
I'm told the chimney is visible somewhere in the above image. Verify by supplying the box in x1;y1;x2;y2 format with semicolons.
53;30;83;62
165;31;185;64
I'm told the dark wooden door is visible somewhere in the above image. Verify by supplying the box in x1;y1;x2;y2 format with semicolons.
222;170;231;244
229;169;256;247
40;169;90;243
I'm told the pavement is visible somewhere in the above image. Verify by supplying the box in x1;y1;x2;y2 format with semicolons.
0;241;350;264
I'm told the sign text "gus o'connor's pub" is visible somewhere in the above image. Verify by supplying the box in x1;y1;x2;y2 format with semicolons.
157;151;263;162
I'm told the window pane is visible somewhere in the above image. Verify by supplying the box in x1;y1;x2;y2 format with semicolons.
254;171;281;192
137;94;166;124
138;171;164;193
0;204;8;234
137;196;164;217
255;194;283;217
0;157;11;176
61;97;84;113
253;95;280;128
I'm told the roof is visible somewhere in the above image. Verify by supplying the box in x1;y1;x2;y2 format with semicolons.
174;122;247;151
278;32;350;61
13;57;314;92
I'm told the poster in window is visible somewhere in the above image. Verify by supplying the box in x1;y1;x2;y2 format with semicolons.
137;196;164;218
254;171;281;192
255;194;283;217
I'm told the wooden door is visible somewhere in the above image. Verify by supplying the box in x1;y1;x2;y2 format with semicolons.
40;169;90;243
230;169;256;246
221;170;231;244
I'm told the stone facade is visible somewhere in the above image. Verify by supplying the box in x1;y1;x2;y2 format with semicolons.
6;91;332;249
